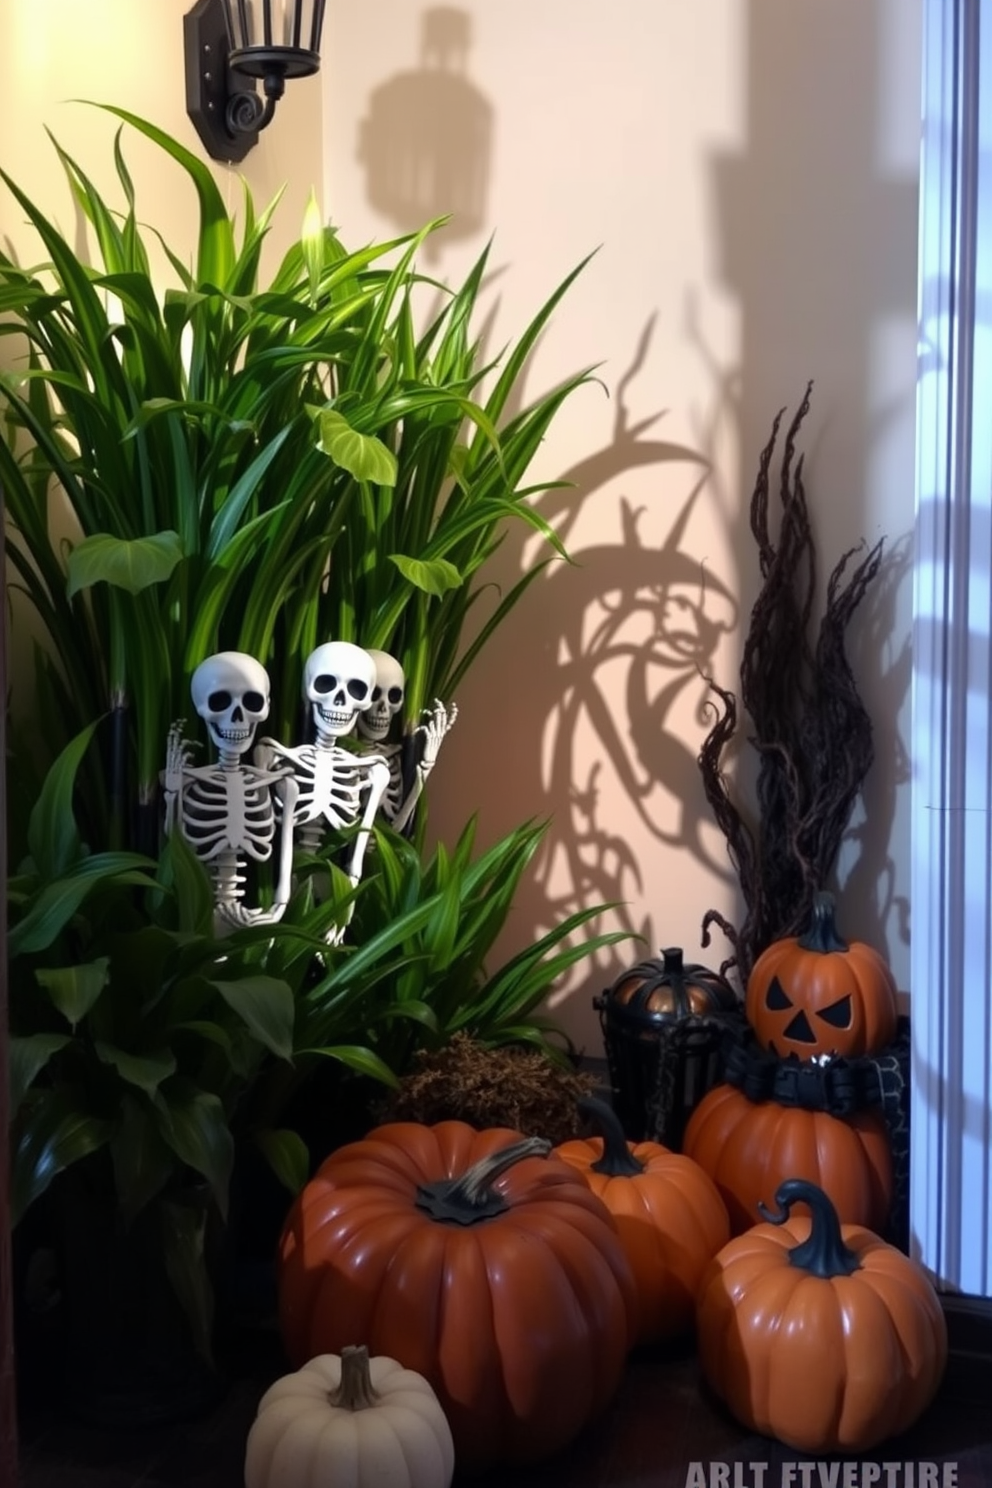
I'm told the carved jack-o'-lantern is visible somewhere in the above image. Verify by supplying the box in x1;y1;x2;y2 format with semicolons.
745;893;898;1060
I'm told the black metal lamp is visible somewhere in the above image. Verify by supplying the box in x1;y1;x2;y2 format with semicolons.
185;0;327;164
594;947;744;1149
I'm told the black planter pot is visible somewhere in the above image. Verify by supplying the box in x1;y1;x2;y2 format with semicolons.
12;1192;64;1424
217;1068;384;1332
51;1173;225;1430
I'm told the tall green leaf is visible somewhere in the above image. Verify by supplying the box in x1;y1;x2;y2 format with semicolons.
209;976;295;1061
25;721;100;880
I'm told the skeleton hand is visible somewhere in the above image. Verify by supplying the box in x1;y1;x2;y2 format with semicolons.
163;721;197;791
162;722;199;833
253;737;278;773
415;699;457;779
215;900;285;932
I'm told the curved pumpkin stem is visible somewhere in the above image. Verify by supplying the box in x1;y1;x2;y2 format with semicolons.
329;1345;378;1411
797;892;849;954
578;1095;645;1177
415;1135;551;1225
758;1178;862;1277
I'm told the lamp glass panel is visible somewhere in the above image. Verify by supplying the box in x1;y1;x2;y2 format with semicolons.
238;0;324;50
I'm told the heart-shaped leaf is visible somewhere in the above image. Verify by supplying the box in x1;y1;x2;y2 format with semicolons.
388;553;462;597
66;530;184;597
35;958;110;1029
95;1041;177;1093
316;409;397;486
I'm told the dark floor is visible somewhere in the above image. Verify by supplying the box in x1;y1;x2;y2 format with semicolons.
15;1319;992;1488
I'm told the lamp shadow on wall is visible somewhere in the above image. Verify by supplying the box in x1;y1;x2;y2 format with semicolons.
355;6;492;263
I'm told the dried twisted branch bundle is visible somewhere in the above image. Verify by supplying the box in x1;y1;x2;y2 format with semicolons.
699;383;883;988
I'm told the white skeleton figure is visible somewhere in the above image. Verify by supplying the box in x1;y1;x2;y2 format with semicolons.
355;649;458;835
256;641;390;940
162;652;293;934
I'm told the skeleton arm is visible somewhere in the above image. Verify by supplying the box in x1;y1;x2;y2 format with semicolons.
161;722;197;835
391;700;457;834
272;772;300;912
345;757;390;886
320;757;390;949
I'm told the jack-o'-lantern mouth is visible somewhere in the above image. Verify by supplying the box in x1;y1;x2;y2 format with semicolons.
764;976;853;1049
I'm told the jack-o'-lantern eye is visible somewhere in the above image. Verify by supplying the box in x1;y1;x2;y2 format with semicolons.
765;977;818;1044
765;979;792;1011
816;995;852;1029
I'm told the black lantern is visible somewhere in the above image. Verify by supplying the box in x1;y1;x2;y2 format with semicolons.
594;947;743;1149
184;0;326;164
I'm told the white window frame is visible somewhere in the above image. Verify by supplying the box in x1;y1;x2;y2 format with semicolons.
912;0;992;1294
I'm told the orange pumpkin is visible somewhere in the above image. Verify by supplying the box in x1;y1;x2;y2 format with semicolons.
745;892;898;1059
682;1082;892;1234
696;1178;947;1452
554;1096;730;1344
277;1121;638;1472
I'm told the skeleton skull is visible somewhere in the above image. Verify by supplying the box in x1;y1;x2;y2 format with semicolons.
191;651;271;758
303;641;376;742
357;650;406;743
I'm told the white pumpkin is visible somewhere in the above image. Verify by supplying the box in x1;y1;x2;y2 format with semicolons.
244;1345;455;1488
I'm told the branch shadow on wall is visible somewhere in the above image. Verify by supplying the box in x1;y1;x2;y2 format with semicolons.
841;533;913;963
429;318;741;1046
356;7;492;262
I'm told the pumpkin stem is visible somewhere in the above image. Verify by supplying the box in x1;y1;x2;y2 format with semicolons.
329;1345;379;1411
415;1135;551;1225
578;1096;645;1177
797;892;849;954
757;1179;862;1277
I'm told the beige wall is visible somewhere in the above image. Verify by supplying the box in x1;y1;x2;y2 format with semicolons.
0;0;324;268
0;1;923;1055
323;0;922;1053
0;0;324;723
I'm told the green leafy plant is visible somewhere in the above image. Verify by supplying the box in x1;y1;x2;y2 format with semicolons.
3;112;633;1366
6;731;452;1355
348;819;633;1073
1;107;591;857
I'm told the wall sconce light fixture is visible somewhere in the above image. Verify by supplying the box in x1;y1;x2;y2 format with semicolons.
185;0;326;164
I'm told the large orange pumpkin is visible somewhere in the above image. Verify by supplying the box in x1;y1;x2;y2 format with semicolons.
696;1178;947;1452
277;1121;638;1472
745;892;898;1059
554;1096;730;1344
682;1082;892;1234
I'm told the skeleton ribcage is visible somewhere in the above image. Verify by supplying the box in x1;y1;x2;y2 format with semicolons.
380;752;405;822
181;770;277;862
284;749;367;829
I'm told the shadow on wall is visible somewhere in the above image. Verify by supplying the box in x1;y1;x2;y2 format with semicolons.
357;0;918;1049
843;535;913;968
706;0;917;974
427;318;741;1030
356;6;492;262
529;326;738;974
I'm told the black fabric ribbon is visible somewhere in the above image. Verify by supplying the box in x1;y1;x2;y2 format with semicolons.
721;1017;910;1116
